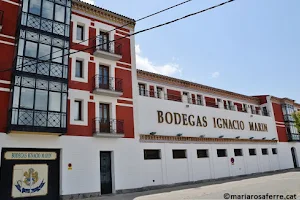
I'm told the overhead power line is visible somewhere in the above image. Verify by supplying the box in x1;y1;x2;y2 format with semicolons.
0;0;192;73
1;0;235;73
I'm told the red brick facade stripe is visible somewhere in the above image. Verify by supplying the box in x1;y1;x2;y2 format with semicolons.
116;62;131;69
0;36;15;44
0;83;10;89
116;30;129;36
117;99;133;105
116;105;134;138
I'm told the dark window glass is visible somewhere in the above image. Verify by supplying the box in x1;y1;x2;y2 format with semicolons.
157;87;163;98
99;31;109;50
55;4;65;22
249;149;256;156
197;149;209;158
29;0;41;15
234;149;243;156
172;150;186;159
262;148;268;155
196;95;202;105
139;84;146;96
25;41;38;58
35;90;48;110
75;60;83;78
272;148;277;155
76;25;84;40
20;88;34;109
217;149;227;157
38;44;51;60
42;1;54;19
74;100;82;120
262;106;268;116
144;150;161;160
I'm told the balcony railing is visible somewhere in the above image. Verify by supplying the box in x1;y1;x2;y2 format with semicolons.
9;108;67;134
95;42;122;56
20;12;70;37
93;75;123;96
284;114;295;122
94;42;122;60
288;132;300;142
93;118;124;136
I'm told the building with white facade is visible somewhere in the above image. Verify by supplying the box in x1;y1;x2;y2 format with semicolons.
0;0;299;199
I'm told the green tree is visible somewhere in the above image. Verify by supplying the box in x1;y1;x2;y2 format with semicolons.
292;111;300;133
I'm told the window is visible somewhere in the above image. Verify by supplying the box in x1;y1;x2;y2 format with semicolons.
139;83;146;96
49;92;61;112
35;90;48;110
74;100;82;121
172;150;187;159
20;88;34;109
144;150;161;160
75;60;83;78
217;149;227;157
249;149;256;156
42;1;54;20
243;104;247;112
234;149;243;156
272;148;277;155
262;107;268;116
76;25;84;40
54;4;65;23
99;31;109;51
262;148;268;155
197;149;209;158
38;44;51;60
29;0;41;15
25;41;38;58
52;47;63;63
183;92;188;96
157;87;163;98
196;95;202;105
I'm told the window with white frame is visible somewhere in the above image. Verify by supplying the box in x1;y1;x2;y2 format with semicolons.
156;86;163;98
138;83;146;96
76;25;84;40
74;100;83;121
75;60;83;78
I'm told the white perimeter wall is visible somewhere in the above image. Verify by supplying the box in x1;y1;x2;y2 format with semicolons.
1;134;299;196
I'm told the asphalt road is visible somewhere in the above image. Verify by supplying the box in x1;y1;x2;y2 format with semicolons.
90;169;300;200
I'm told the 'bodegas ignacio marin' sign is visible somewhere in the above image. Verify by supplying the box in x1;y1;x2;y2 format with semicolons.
157;111;268;132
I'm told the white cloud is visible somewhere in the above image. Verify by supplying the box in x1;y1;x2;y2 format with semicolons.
135;45;181;76
211;71;220;78
81;0;95;5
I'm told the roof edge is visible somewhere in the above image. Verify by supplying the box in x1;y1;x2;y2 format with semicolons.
72;0;135;28
137;69;260;104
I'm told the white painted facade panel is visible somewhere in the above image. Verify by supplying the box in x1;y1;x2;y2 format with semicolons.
137;96;277;140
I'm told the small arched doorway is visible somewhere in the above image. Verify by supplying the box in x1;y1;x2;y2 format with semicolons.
291;147;298;168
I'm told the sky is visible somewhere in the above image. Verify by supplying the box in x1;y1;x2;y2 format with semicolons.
83;0;300;102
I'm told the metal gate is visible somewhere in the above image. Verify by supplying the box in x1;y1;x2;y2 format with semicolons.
0;148;60;200
100;151;112;194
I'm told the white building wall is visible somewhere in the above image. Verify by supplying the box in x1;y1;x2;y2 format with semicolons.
1;133;299;196
137;96;278;140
